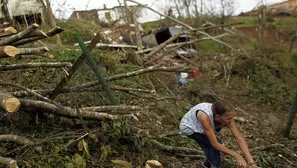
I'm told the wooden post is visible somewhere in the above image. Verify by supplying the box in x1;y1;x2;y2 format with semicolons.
76;36;118;105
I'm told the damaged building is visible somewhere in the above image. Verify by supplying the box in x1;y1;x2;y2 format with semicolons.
0;0;45;27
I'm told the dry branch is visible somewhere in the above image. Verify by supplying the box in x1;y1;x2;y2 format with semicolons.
19;47;49;56
73;65;186;90
0;27;17;37
11;85;154;97
150;139;203;155
12;27;64;46
0;156;18;168
0;134;42;153
0;62;72;71
0;23;39;45
135;33;229;54
0;46;20;58
20;99;138;121
79;105;141;112
0;90;20;112
96;43;139;49
127;0;194;30
142;29;183;61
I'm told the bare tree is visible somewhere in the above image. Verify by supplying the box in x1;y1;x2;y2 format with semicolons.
218;0;235;24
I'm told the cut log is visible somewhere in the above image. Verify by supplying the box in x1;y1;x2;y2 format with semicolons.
0;27;17;37
145;160;163;168
0;23;39;45
19;99;138;121
0;91;20;112
0;156;18;168
0;62;72;71
23;29;48;39
12;26;64;46
19;47;49;55
0;46;20;58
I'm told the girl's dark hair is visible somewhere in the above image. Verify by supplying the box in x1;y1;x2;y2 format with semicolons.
213;100;234;116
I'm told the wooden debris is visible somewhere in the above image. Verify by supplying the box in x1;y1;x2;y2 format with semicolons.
0;91;20;112
0;46;20;58
20;99;139;121
145;160;163;168
0;134;42;153
0;27;17;37
0;156;18;168
0;62;72;71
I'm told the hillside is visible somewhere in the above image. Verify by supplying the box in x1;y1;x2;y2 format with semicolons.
0;15;297;168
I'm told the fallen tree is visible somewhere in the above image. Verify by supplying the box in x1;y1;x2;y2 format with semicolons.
20;99;138;121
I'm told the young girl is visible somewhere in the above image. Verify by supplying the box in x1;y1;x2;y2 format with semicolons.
180;100;257;168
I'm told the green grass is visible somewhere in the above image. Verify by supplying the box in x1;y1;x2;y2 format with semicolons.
232;16;258;28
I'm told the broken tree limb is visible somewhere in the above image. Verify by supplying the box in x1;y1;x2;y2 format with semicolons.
49;32;103;100
135;33;229;54
127;0;194;30
19;46;49;55
11;27;64;46
0;27;17;37
0;62;72;71
0;23;39;45
150;139;203;155
72;65;186;90
202;21;238;34
0;90;20;112
11;85;154;97
0;46;20;58
19;99;138;121
174;153;205;159
96;43;139;49
0;134;42;153
79;105;141;112
196;30;235;50
0;156;18;168
23;29;48;39
142;29;183;61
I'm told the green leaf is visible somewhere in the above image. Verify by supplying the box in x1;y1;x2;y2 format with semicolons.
111;159;133;168
82;139;91;159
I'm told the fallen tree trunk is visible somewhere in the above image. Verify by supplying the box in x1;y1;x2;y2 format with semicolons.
12;27;64;46
20;99;138;121
0;90;20;112
0;62;72;71
0;27;17;37
19;46;49;56
73;65;186;90
0;156;18;168
0;23;39;45
11;86;155;97
0;46;20;58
